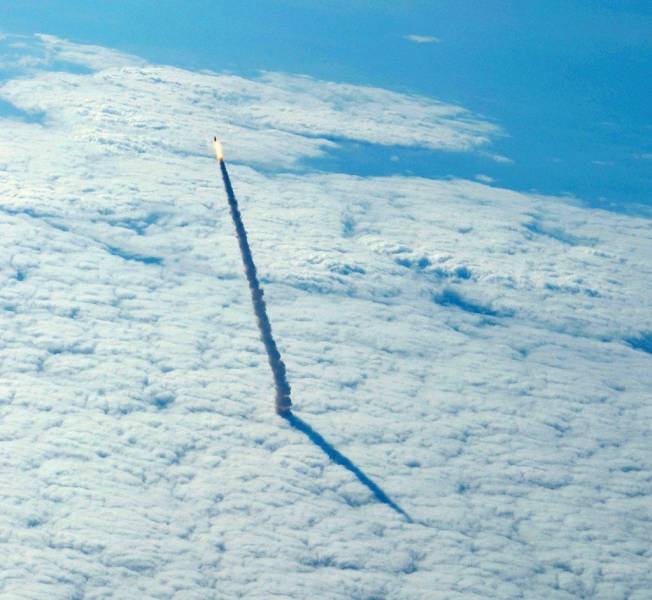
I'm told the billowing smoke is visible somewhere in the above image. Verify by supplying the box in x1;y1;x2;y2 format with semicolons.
218;153;292;414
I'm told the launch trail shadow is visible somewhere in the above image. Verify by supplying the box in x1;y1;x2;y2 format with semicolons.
282;411;412;523
215;151;409;523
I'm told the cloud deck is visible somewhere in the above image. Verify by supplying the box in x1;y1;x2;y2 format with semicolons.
0;34;651;599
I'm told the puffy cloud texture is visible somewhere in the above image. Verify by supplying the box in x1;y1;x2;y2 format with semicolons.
0;34;651;599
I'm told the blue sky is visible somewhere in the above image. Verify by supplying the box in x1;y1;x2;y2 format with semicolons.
2;1;651;211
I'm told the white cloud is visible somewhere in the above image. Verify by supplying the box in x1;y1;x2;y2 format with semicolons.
36;32;145;69
488;152;514;164
475;173;494;183
0;34;651;599
0;35;499;163
405;34;441;44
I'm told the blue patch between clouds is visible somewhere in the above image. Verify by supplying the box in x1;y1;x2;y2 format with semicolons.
0;99;45;123
433;288;509;317
106;246;162;265
625;333;652;355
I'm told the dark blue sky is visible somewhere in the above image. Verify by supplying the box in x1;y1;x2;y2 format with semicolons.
1;1;650;211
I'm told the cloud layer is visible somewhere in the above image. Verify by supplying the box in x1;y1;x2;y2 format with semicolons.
0;34;651;599
0;34;500;170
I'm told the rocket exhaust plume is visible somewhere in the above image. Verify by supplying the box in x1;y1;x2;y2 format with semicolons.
213;138;224;161
214;138;292;414
214;138;410;521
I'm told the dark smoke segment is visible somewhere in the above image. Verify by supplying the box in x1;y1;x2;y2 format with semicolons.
219;158;292;414
283;412;413;522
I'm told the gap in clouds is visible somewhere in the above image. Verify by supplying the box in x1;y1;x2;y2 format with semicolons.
0;98;44;122
625;332;652;355
301;139;652;217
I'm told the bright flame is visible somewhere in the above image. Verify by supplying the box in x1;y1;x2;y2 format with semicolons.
213;138;224;161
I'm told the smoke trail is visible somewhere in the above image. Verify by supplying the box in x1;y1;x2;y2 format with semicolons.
219;158;292;414
217;147;410;521
283;412;412;522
